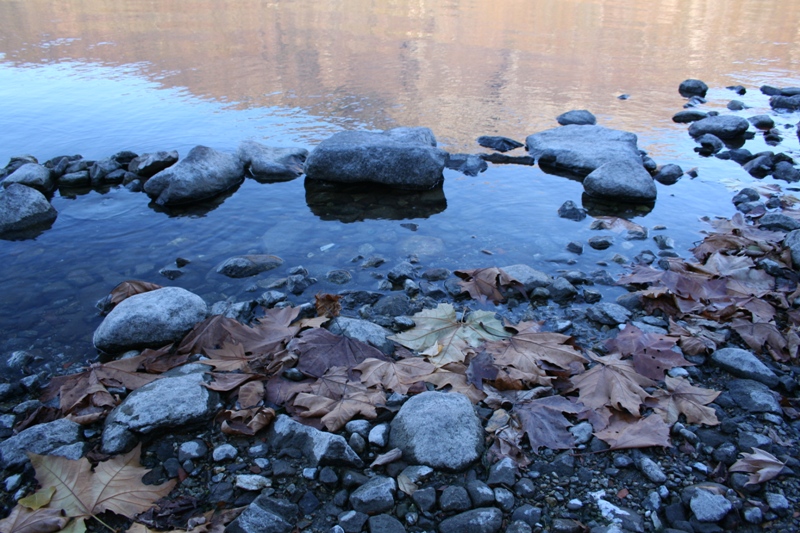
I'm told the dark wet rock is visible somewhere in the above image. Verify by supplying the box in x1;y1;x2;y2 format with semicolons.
438;507;503;533
653;164;683;185
0;418;83;469
476;135;524;152
479;153;535;165
144;145;244;205
749;115;775;130
759;213;800;233
586;302;631;326
215;254;284;278
59;170;91;187
566;241;583;254
268;414;363;467
226;494;298;533
89;158;122;186
0;183;57;236
557;200;587;221
770;94;800;111
785;229;800;268
339;290;383;309
588;236;614;250
556;109;597;126
727;85;746;95
328;316;394;355
349;476;396;515
389;391;483;472
726;379;782;414
731;187;759;205
511;505;541;527
305;127;446;190
411;486;437;513
387;261;417;285
672;110;708;123
128;150;178;177
286;272;317;295
446;153;488;176
368;514;406;533
467;480;496;508
339;510;369;533
93;286;207;353
327;269;352;284
726;100;746;111
694;134;724;156
679;79;709;98
550;277;578;302
743;153;776;179
236;141;308;182
2;163;54;193
502;264;552;292
487;456;517;486
689;490;731;523
102;365;219;454
688;116;749;140
721;148;754;166
440;485;471;512
772;161;800;182
372;293;414;317
526;125;642;177
583;159;656;203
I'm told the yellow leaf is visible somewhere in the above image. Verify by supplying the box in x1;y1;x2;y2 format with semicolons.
18;487;56;510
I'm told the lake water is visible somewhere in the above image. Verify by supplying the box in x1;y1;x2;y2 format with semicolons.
1;0;799;372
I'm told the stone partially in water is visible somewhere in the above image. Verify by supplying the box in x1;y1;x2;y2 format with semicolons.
476;135;524;152
215;254;283;278
556;109;597;126
679;79;709;98
2;163;54;193
237;141;308;182
0;183;57;237
688;116;750;140
583;159;657;203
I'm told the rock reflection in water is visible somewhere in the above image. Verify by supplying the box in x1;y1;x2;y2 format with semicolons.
580;193;654;219
147;186;239;218
304;179;447;223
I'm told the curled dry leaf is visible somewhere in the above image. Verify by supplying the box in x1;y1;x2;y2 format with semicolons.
106;280;163;310
314;293;342;318
729;447;787;485
370;448;403;468
454;267;523;304
217;407;275;436
0;506;67;533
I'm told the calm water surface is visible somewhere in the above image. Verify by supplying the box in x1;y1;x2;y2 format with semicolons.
0;0;798;371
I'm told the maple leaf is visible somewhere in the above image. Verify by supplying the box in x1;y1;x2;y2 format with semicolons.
388;303;509;367
27;445;175;530
237;380;265;409
568;353;655;415
454;267;523;304
486;425;530;467
100;280;163;312
731;318;789;361
203;341;257;372
223;306;303;357
465;351;499;390
204;372;258;392
290;328;390;379
421;363;486;404
729;448;787;485
592;412;672;450
216;407;275;436
314;293;342;318
652;376;720;426
0;506;67;533
605;324;691;380
264;374;313;407
175;315;241;356
483;328;587;376
354;357;436;395
668;319;723;355
514;396;584;453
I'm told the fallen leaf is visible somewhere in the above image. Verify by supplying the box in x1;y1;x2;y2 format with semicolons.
484;328;586;377
465;351;499;390
568;353;656;415
396;473;417;496
223;306;303;357
0;506;67;533
354;357;436;395
370;448;402;467
294;367;385;431
652;376;720;426
314;293;342;318
106;280;163;309
731;318;789;361
238;381;265;409
454;267;523;304
291;328;390;378
204;373;258;392
593;413;672;450
217;407;275;436
422;364;487;404
18;487;56;510
605;324;691;380
175;315;241;357
729;447;787;485
514;396;584;453
388;303;510;367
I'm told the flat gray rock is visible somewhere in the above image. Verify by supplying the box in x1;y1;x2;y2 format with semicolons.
237;141;308;182
525;125;642;177
583;159;657;203
215;254;284;278
502;264;552;292
128;150;179;177
226;494;298;533
102;365;219;454
688;116;750;140
389;391;483;472
438;507;503;533
711;347;779;388
0;183;57;236
328;316;394;355
690;490;732;522
0;418;83;469
556;109;597;126
349;476;396;514
304;127;447;190
268;414;363;468
726;379;782;414
144;145;244;205
3;163;54;193
586;302;632;326
93;286;207;353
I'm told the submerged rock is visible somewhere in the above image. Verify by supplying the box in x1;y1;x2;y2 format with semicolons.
144;145;244;205
476;135;524;152
0;183;57;237
672;110;708;123
237;141;308;182
556;109;597;126
93;286;208;353
215;254;284;278
304;127;447;190
653;164;683;185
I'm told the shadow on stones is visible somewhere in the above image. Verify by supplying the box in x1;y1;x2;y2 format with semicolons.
304;179;447;223
581;193;654;218
147;186;239;217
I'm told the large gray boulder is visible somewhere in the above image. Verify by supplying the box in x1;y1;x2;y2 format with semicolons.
304;127;447;190
0;183;57;236
237;141;308;182
93;286;207;353
583;159;657;203
0;419;83;469
101;365;220;454
389;391;483;472
2;163;54;193
144;145;244;205
128;150;179;177
525;125;642;177
268;414;363;467
688;116;750;140
711;347;779;388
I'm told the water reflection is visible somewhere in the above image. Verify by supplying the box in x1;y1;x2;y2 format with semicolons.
304;179;447;223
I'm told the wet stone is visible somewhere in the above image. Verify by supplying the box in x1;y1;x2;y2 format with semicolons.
588;236;614;250
411;486;437;513
511;504;542;527
213;444;238;462
368;514;406;533
349;476;396;515
440;485;471;512
557;200;587;221
493;487;515;511
438;507;503;533
467;480;496;507
726;379;782;414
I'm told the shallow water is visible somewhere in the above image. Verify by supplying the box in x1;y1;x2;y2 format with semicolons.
0;0;799;371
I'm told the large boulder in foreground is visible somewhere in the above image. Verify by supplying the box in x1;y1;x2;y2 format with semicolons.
0;419;83;469
237;141;309;182
583;159;657;203
93;287;207;353
0;183;57;237
389;391;483;472
144;145;244;205
102;365;220;454
304;127;447;190
525;125;643;177
688;116;750;140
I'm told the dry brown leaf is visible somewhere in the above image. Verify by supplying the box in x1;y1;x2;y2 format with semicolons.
568;353;655;415
514;395;584;453
422;364;487;404
0;506;68;533
293;367;385;431
652;376;720;426
370;448;403;467
454;267;523;304
484;329;586;377
107;280;163;309
593;413;672;450
314;293;342;318
217;407;275;436
291;329;389;379
354;357;436;395
238;381;265;409
605;324;691;381
729;447;787;485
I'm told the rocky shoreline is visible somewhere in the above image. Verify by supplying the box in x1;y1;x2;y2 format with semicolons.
1;80;799;533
